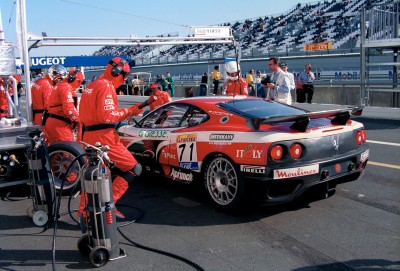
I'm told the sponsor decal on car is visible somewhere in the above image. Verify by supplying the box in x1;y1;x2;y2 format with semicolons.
177;134;197;143
236;144;263;159
209;134;234;141
170;168;193;182
274;164;319;179
162;150;176;160
180;162;199;170
240;165;266;174
360;149;369;162
208;110;233;116
139;130;168;138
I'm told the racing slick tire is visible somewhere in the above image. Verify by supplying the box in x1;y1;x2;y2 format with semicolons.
48;142;85;194
203;154;246;211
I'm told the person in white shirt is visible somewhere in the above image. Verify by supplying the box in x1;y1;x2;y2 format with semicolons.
279;62;294;105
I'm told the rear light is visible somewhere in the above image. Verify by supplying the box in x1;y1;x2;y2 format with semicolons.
361;129;367;142
289;143;303;159
356;131;363;145
270;145;284;160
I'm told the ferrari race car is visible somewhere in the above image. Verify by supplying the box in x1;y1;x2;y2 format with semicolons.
118;96;369;211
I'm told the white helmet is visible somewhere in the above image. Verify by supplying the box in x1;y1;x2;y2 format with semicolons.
225;61;241;80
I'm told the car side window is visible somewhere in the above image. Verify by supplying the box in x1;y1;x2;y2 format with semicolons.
140;104;189;128
184;108;209;127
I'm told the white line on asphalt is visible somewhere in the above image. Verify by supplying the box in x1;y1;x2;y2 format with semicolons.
366;140;400;147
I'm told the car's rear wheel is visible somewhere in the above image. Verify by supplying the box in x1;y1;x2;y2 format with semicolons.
48;142;85;194
203;154;245;211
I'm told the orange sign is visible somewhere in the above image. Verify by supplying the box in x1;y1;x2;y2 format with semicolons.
304;41;332;51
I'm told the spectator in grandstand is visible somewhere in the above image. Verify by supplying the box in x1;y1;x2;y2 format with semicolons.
279;62;294;105
131;75;143;95
165;72;175;97
212;66;221;95
91;76;97;82
246;69;255;96
299;64;315;104
266;57;291;104
223;61;248;96
200;72;208;96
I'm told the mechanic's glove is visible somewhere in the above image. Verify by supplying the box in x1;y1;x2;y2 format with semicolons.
128;103;144;116
146;95;158;105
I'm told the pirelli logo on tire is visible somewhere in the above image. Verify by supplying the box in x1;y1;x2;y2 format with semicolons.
240;165;266;174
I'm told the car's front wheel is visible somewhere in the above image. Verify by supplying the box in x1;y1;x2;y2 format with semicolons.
203;154;245;211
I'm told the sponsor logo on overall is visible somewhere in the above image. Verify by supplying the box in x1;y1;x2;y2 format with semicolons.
177;134;197;143
139;130;168;138
240;165;266;174
274;164;319;179
170;168;193;182
104;99;114;105
209;134;234;141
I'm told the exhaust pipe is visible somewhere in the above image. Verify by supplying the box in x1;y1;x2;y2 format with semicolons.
321;170;330;180
348;163;356;172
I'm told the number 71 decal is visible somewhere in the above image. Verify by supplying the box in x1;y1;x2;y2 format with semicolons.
176;134;199;170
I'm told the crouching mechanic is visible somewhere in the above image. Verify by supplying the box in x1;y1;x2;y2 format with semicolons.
139;83;171;111
78;57;144;219
43;69;84;145
223;61;248;96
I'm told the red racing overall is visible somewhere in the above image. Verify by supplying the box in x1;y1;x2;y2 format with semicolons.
43;71;82;145
78;57;143;219
31;75;54;125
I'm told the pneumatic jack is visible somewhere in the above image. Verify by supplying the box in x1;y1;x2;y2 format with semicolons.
26;130;56;227
77;142;126;268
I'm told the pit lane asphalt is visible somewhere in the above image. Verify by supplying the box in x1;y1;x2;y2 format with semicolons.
1;102;399;271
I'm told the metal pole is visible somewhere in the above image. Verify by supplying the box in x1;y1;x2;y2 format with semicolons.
360;8;366;107
18;0;32;123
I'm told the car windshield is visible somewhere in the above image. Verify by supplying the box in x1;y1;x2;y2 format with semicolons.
217;99;306;119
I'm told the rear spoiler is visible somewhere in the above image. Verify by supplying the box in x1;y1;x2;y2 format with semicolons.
247;107;363;132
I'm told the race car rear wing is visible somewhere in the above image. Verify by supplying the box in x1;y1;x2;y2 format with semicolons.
247;107;363;132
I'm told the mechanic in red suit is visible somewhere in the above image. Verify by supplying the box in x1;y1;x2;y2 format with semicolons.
31;64;67;125
78;57;143;219
223;61;248;96
43;69;84;145
0;78;9;118
139;83;172;111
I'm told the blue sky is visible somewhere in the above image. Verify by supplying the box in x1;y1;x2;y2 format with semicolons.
1;0;315;57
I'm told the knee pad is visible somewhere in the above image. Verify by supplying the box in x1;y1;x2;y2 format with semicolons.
120;163;142;184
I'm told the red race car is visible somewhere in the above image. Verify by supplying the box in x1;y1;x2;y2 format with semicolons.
118;96;369;211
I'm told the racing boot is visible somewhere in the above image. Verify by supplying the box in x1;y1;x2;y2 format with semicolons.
112;176;129;219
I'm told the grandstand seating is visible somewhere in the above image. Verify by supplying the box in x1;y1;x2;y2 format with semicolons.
93;0;392;61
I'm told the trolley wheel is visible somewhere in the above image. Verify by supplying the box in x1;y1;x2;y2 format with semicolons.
26;205;34;218
32;210;48;226
77;235;93;256
89;246;109;268
48;142;85;194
